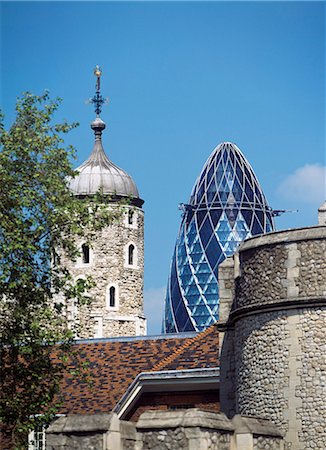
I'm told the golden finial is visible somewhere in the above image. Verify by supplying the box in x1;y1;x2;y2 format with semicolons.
94;65;102;78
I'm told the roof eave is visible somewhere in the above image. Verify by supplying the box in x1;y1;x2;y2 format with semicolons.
114;367;220;420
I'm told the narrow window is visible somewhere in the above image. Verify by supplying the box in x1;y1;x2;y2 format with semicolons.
128;244;134;266
109;286;115;308
128;210;134;225
81;244;90;264
106;284;118;310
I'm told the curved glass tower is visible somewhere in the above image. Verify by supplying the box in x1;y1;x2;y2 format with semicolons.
163;142;275;333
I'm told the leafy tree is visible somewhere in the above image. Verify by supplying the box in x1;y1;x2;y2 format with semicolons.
0;92;118;448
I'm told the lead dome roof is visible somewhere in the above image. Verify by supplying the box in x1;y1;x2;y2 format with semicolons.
69;117;142;204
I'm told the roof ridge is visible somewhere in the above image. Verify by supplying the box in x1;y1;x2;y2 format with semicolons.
151;325;216;372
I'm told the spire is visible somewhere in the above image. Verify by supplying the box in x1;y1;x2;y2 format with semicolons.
90;65;108;117
88;65;108;158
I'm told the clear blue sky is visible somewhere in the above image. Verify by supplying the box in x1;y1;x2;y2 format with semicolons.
1;1;325;334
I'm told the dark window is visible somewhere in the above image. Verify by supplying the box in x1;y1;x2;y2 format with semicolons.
128;210;134;225
109;286;115;307
169;404;195;410
82;244;90;264
128;244;135;265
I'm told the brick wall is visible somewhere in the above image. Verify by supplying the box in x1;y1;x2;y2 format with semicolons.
126;390;220;422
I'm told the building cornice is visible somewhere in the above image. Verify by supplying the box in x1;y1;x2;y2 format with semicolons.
239;226;326;252
217;296;326;330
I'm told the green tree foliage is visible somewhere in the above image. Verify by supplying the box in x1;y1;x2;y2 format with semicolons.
0;92;118;448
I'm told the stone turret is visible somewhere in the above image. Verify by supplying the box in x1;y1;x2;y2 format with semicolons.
65;67;146;339
218;223;326;449
318;201;326;225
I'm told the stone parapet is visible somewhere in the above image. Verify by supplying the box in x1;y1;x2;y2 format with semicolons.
46;413;123;450
235;226;326;311
46;410;283;450
239;226;326;250
136;409;283;450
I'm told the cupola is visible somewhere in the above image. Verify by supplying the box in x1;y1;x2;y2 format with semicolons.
69;66;143;207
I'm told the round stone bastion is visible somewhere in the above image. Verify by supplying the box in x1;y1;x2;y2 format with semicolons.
231;225;326;450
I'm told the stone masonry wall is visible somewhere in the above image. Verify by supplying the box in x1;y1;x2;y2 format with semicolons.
236;227;326;307
253;435;283;450
235;307;326;450
234;311;289;433
296;240;326;298
141;428;231;450
236;245;287;308
46;410;283;450
297;308;326;448
62;205;146;339
236;237;326;306
137;410;282;450
230;227;326;450
142;428;188;450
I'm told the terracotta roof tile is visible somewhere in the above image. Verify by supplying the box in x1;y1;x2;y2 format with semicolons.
152;325;218;372
57;329;219;415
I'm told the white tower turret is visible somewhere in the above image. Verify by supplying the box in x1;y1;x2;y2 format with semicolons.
66;66;146;339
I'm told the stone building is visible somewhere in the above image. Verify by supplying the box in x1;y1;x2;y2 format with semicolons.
65;69;146;339
218;205;326;450
3;67;325;448
43;204;326;450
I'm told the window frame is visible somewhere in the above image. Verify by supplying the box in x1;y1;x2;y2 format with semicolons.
124;242;138;269
128;244;135;266
76;242;93;267
81;243;90;264
125;208;137;229
106;282;119;311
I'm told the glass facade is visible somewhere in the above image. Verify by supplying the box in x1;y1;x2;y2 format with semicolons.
163;142;275;333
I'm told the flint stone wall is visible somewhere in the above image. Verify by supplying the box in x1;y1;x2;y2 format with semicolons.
46;410;283;450
236;226;326;309
218;226;326;450
137;409;234;450
253;435;283;450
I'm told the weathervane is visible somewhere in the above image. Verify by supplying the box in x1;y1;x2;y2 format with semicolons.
89;65;109;117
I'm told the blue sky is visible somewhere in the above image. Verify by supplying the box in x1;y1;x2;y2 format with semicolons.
1;1;325;334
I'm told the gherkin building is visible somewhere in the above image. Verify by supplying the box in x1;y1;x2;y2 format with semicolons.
163;142;275;333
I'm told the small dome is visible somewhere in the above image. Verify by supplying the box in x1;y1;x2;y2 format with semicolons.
69;118;142;203
319;201;326;212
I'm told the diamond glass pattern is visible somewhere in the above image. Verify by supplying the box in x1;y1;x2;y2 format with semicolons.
163;142;275;333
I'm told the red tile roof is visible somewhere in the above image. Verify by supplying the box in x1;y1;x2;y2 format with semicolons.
58;326;219;415
152;325;218;372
